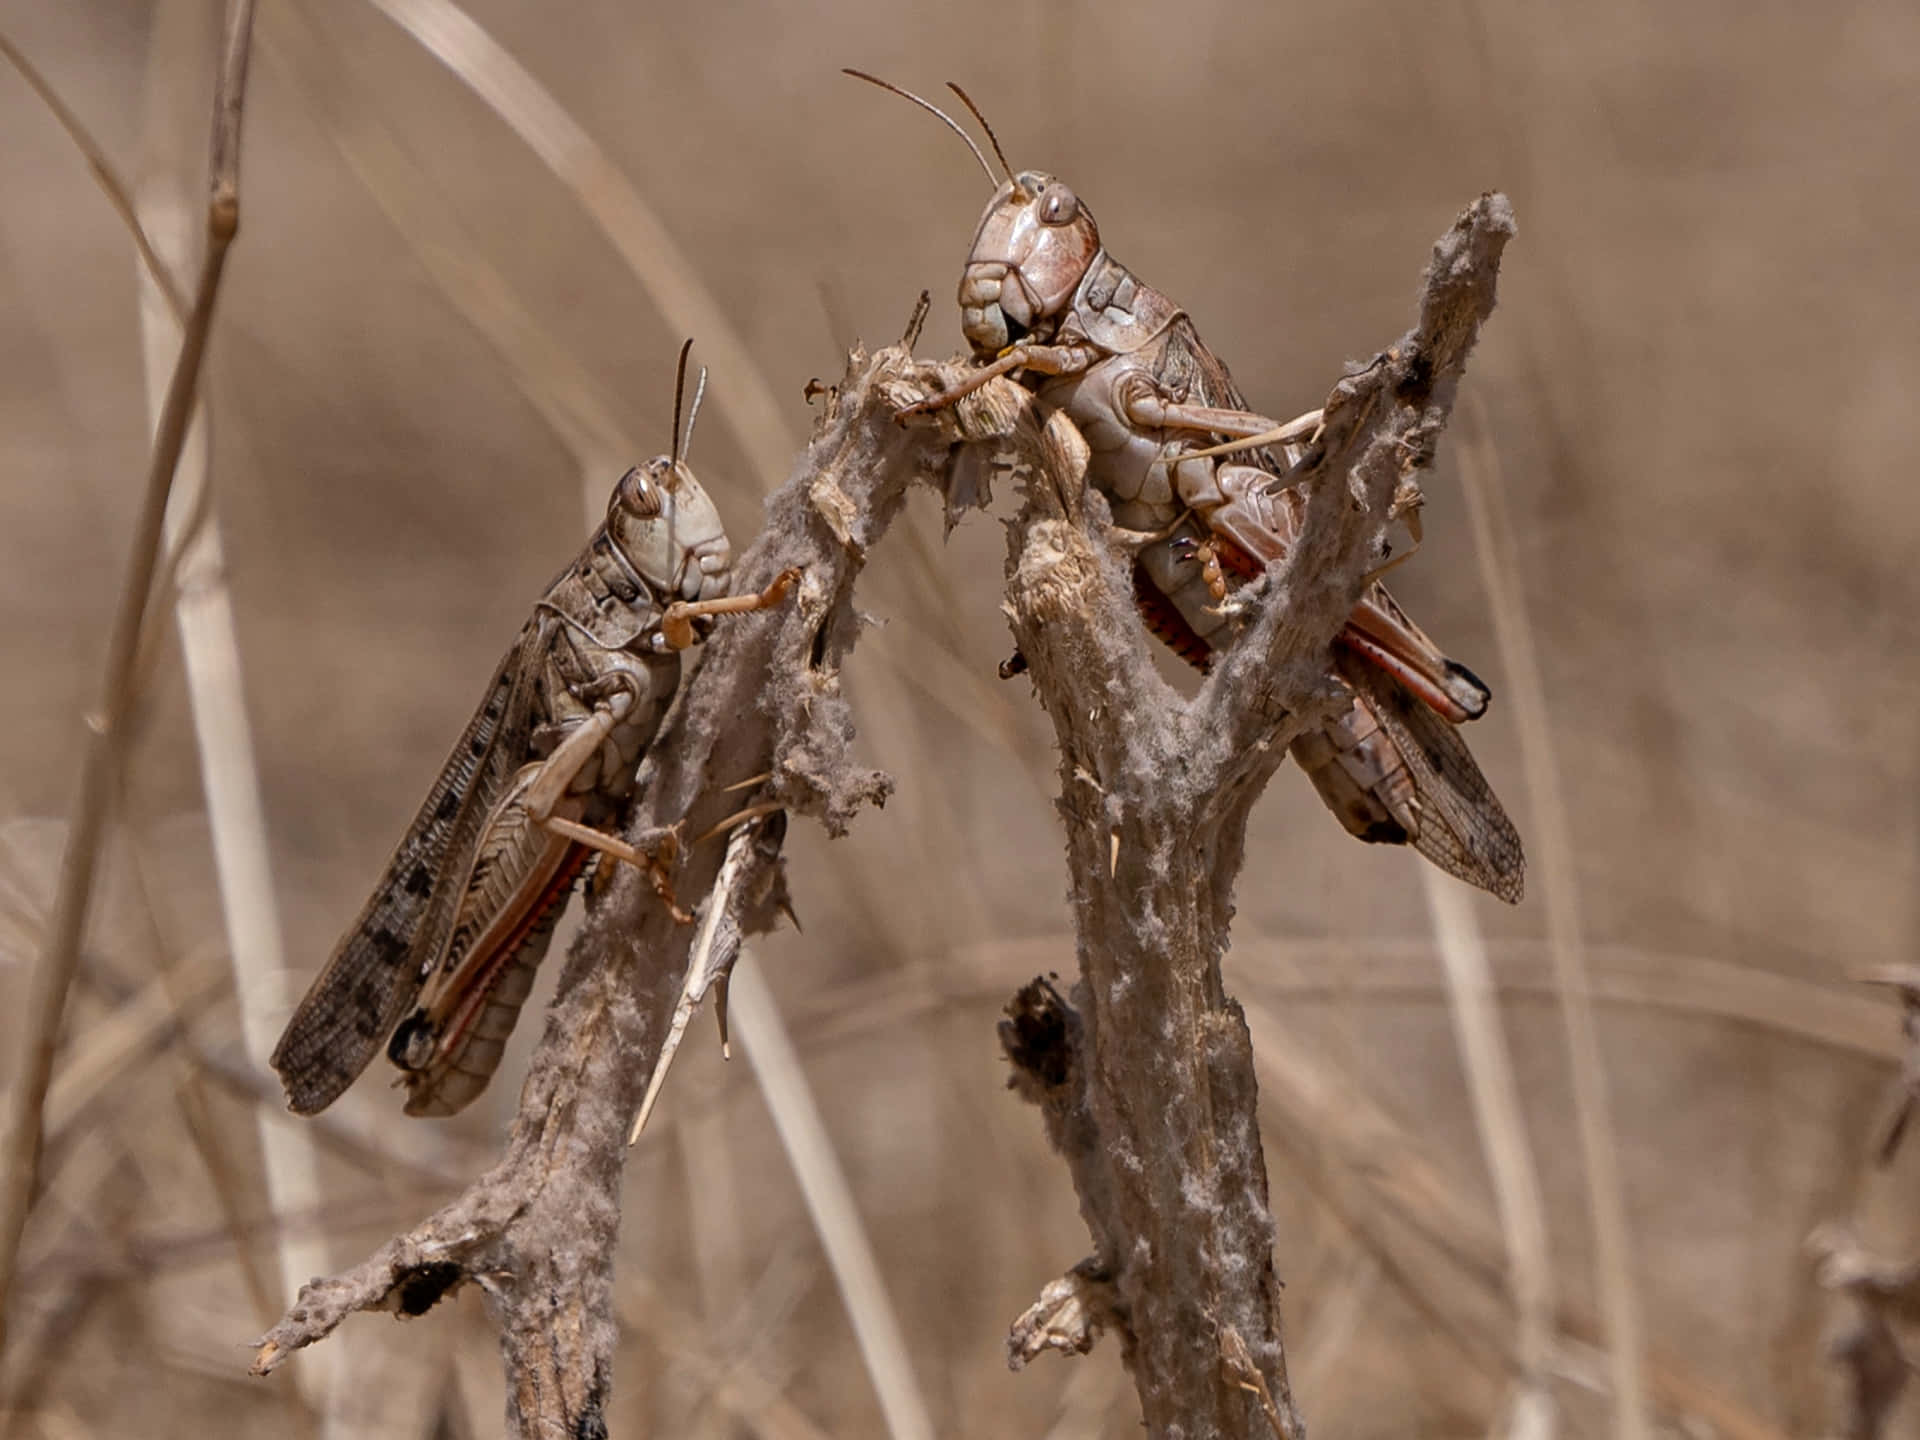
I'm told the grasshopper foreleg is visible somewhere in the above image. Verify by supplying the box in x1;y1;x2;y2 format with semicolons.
896;342;1097;419
655;567;803;651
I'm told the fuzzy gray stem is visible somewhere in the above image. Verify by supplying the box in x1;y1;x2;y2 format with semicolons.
996;193;1514;1440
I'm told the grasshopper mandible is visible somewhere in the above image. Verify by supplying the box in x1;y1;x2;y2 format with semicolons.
270;344;799;1117
847;73;1523;902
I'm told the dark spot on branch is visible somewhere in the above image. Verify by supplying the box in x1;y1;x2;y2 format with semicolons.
1394;349;1435;406
392;1261;464;1316
1000;977;1075;1090
809;621;829;670
572;1399;608;1440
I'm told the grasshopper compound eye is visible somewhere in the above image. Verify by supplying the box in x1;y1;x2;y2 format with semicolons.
1039;183;1080;226
616;465;664;519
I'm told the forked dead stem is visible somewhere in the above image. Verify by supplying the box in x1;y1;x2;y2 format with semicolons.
994;194;1513;1439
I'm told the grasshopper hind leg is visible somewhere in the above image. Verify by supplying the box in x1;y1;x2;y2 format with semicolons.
540;814;691;923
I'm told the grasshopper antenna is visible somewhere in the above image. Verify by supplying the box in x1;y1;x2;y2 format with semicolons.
842;68;997;189
670;338;709;467
680;365;709;465
945;82;1016;187
670;337;694;463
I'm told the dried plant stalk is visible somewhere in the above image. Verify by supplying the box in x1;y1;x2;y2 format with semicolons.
250;340;975;1435
1422;868;1557;1420
1459;410;1651;1439
995;194;1513;1439
0;0;257;1349
728;955;934;1440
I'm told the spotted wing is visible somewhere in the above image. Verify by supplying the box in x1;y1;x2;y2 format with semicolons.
1336;648;1525;904
268;615;556;1114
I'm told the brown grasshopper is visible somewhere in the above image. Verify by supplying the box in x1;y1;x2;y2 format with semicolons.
270;345;798;1116
848;73;1523;903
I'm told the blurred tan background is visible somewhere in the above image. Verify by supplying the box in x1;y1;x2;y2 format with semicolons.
3;1;1918;1436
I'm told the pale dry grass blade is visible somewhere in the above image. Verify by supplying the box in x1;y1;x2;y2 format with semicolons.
788;933;1904;1070
1422;868;1557;1436
354;0;798;491
1040;1353;1127;1440
621;1273;838;1440
172;1072;279;1333
450;1318;506;1440
41;946;225;1137
1457;404;1650;1440
676;1108;748;1327
196;1062;479;1189
258;0;638;482
664;1246;818;1438
271;0;1031;817
0;821;70;969
865;614;1052;794
727;953;936;1440
135;3;338;1420
350;0;1037;814
1290;1252;1381;1407
0;30;183;321
0;0;258;1350
21;1403;88;1440
1238;993;1789;1440
1497;1381;1558;1440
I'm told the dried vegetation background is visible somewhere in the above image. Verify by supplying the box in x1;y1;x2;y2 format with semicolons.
3;1;1919;1436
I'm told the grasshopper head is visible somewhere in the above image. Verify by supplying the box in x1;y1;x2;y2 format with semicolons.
958;171;1100;358
837;74;1099;360
605;458;733;606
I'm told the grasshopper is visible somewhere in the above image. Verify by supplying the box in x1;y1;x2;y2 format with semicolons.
270;345;798;1116
847;74;1523;903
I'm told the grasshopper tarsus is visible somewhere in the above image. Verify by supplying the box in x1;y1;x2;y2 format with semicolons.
538;814;690;923
660;566;802;651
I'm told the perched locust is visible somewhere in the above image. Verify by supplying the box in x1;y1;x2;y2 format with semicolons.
848;73;1523;903
270;345;798;1116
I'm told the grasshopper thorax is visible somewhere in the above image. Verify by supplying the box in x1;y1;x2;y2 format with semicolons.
959;170;1101;358
605;457;733;606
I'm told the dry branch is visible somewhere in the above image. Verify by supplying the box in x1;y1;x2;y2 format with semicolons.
1809;1226;1920;1440
249;339;983;1436
995;193;1513;1440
